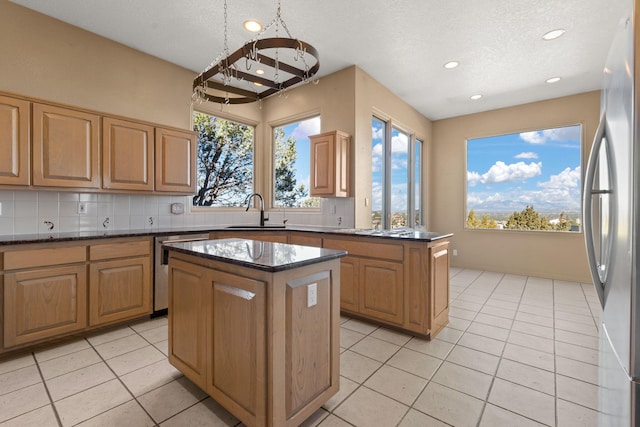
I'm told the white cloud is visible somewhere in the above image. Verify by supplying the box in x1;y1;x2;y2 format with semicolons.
392;133;409;153
291;116;320;140
515;152;538;159
519;131;546;144
372;125;384;140
519;126;581;145
372;143;383;157
467;161;542;186
538;166;581;189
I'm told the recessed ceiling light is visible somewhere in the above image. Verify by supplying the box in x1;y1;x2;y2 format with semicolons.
256;69;265;75
243;20;262;32
254;82;263;86
542;29;566;41
470;94;483;100
444;61;459;69
546;77;561;83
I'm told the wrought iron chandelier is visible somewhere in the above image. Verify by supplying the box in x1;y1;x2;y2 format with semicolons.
192;0;320;105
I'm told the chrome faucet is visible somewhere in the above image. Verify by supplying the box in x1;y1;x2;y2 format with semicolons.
244;193;268;226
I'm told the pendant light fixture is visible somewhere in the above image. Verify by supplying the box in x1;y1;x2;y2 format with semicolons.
192;0;320;105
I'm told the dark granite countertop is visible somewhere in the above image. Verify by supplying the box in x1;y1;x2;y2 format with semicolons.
0;225;453;246
165;238;348;272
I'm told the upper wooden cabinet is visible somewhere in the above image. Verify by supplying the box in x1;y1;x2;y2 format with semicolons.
0;95;30;186
102;117;154;191
32;103;100;189
155;127;197;193
310;130;350;197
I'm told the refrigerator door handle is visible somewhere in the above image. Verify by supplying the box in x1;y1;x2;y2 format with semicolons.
583;111;609;308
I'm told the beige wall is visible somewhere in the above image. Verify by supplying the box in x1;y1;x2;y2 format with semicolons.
431;91;601;282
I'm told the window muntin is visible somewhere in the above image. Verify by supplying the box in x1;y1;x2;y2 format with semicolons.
273;116;321;208
466;124;582;232
372;116;423;229
192;112;254;207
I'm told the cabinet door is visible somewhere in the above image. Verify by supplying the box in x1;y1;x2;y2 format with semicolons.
359;258;403;325
89;256;151;326
102;117;154;191
4;265;87;348
32;103;100;188
155;127;196;193
334;131;350;197
339;256;359;313
310;132;335;196
288;233;322;247
429;241;450;335
0;95;30;186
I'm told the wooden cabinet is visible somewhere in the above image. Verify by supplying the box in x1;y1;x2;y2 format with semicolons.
32;103;100;189
88;238;152;326
359;258;403;325
309;130;350;197
2;245;88;348
288;232;322;247
429;240;450;336
102;117;154;191
0;95;30;186
337;256;358;312
155;127;197;193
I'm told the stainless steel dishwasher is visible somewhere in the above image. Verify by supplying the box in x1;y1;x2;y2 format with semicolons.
154;233;210;313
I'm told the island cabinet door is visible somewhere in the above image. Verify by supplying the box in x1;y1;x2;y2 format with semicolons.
429;241;450;336
359;259;404;325
168;259;210;389
207;269;266;427
338;256;358;313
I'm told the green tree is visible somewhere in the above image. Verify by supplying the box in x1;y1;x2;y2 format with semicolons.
480;214;497;229
192;113;254;207
505;205;551;230
555;212;572;231
466;209;480;228
274;127;314;207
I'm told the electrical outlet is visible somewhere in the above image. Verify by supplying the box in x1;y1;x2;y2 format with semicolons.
307;283;317;308
78;202;87;215
453;249;458;256
0;201;2;216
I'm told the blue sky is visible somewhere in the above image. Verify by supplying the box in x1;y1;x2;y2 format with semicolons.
278;116;320;194
467;125;582;214
372;119;411;213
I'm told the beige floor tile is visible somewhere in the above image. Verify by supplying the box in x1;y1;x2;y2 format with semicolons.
446;316;472;331
502;343;554;371
479;403;547;426
387;348;442;379
457;332;505;356
120;358;183;397
508;331;554;354
451;299;483;312
154;339;169;356
448;307;477;321
129;316;168;333
0;404;58;427
555;341;599;365
0;365;41;396
322;376;359;411
404;337;454;359
333;386;408;427
555;329;599;350
86;326;135;347
0;383;50;423
480;305;516;319
139;325;169;344
76;400;154;427
445;345;500;375
106;345;165;376
137;376;208;423
317;414;352;426
467;322;509;341
511;320;554;339
39;348;101;380
364;365;427;405
159;397;238;426
339;350;382;383
456;293;488;303
341;319;378;335
518;304;554;318
54;378;132;426
485;299;519;311
340;327;365;349
556;375;599;410
299;408;329;427
0;354;35;376
413;382;484;427
556;355;598;385
555;303;592;316
555;310;598;326
93;334;149;360
35;339;91;363
555;319;598;337
398;409;450;426
473;313;513;329
46;362;115;401
488;378;555;426
432;326;464;344
350;336;400;363
370;327;412;346
514;311;554;327
496;359;555;395
432;361;493;399
557;398;598;427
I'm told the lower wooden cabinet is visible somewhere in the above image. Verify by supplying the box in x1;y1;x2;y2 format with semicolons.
359;258;403;325
338;256;358;312
3;264;87;347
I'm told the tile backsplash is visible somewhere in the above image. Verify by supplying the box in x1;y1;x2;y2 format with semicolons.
0;190;355;236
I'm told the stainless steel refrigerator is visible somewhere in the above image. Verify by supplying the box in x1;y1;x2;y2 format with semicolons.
583;1;640;425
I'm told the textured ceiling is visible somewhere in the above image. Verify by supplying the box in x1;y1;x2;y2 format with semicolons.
10;0;630;120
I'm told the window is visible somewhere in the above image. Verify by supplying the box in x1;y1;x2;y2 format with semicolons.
192;112;254;207
371;117;423;229
273;116;321;208
466;124;582;232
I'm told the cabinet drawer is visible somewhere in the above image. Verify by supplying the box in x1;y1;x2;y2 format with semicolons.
322;237;403;261
3;246;86;270
90;239;151;261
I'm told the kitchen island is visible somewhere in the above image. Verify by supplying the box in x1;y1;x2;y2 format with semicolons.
164;238;347;427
